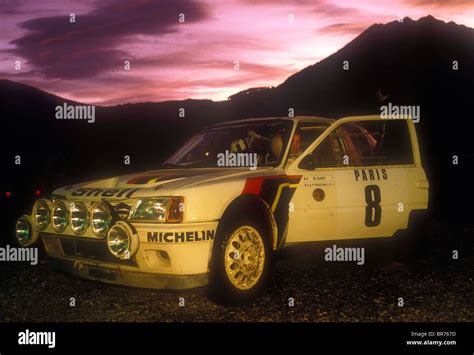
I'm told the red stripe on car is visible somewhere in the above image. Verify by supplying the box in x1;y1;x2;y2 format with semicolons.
241;175;301;195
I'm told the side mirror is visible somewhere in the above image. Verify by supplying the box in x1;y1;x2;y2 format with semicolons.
298;154;317;170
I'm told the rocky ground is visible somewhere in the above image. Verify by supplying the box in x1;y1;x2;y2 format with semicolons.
0;221;472;322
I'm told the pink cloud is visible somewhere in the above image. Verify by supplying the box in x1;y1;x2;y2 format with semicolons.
1;0;474;105
317;23;370;35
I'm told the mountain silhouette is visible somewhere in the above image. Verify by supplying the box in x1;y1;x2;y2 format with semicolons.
1;15;473;240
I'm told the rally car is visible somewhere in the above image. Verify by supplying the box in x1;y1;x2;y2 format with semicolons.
14;115;429;304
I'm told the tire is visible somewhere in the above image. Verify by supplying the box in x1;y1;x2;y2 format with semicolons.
208;216;272;305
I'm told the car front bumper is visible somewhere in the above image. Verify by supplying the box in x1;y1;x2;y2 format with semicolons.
50;257;208;289
41;221;218;290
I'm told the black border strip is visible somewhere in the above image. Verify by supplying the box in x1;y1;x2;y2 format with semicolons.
0;322;471;353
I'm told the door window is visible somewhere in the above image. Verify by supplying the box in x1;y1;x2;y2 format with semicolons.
287;122;328;165
310;129;347;168
339;120;414;166
309;120;414;169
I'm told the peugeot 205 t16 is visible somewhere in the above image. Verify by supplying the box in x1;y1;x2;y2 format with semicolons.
14;115;429;304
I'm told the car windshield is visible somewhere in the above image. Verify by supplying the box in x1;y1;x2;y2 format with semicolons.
164;120;294;168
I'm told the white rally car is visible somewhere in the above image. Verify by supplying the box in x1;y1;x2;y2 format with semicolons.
15;115;429;304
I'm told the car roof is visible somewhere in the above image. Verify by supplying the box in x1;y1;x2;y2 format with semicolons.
205;116;335;129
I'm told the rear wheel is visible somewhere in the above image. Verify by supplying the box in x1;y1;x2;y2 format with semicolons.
208;217;272;305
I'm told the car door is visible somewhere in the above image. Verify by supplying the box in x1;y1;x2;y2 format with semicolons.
285;124;342;243
333;119;416;240
286;116;417;243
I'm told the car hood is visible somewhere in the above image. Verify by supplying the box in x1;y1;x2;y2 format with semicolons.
53;167;278;200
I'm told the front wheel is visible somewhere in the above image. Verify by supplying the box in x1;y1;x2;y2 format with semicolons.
208;218;272;305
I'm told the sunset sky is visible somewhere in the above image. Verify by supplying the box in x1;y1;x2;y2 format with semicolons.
1;0;473;105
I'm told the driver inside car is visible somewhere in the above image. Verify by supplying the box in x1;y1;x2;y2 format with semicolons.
229;129;285;166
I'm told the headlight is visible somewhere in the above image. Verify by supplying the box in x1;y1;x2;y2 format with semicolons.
131;198;169;221
91;202;112;237
106;222;139;260
33;199;50;230
70;201;90;235
52;200;69;232
15;215;32;246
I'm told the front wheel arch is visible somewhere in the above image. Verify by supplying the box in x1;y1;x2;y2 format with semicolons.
214;194;277;252
207;196;275;305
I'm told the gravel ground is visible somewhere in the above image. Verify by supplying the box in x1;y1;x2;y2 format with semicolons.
0;222;472;322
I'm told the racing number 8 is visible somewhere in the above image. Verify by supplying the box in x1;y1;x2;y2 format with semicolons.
364;185;381;227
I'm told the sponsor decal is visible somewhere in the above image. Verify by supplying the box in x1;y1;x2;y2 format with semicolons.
126;169;221;185
0;245;38;265
147;230;215;243
128;174;190;185
18;329;56;348
71;187;140;198
354;168;387;181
